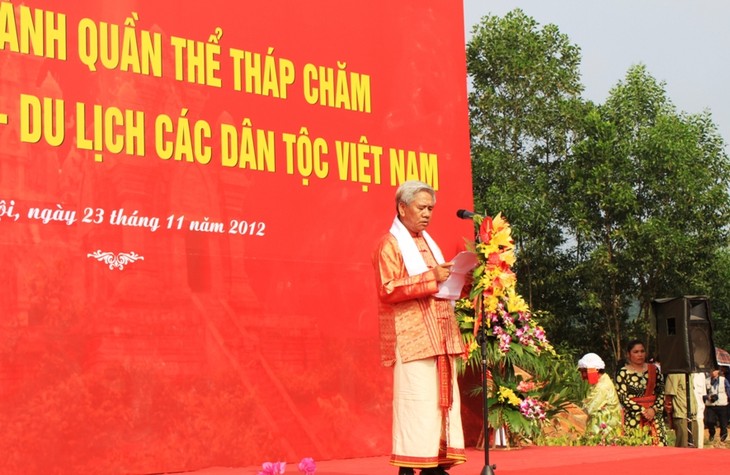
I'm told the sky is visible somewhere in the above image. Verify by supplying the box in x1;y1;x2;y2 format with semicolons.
463;0;730;147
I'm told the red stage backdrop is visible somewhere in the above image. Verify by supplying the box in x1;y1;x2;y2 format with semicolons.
0;1;473;473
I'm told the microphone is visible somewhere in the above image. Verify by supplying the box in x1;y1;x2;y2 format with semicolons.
456;209;478;219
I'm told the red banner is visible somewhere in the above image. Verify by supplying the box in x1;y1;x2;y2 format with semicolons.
0;1;473;473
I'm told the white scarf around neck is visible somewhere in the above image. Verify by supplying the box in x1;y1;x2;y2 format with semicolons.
389;216;444;276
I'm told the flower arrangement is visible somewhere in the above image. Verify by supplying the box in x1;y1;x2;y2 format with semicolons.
495;384;544;421
455;213;557;443
257;457;316;475
456;213;553;363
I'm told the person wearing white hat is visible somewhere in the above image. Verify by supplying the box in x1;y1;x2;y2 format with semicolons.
578;353;622;438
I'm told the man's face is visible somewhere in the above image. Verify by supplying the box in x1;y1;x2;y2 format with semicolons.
398;191;434;234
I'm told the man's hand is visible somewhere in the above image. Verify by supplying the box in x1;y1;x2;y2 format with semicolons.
434;262;454;282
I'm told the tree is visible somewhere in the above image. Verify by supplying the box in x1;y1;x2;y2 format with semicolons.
563;65;730;361
466;9;583;314
467;10;730;366
702;247;730;349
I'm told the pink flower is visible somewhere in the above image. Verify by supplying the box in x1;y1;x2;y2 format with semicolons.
498;333;511;352
298;457;316;475
258;461;286;475
519;397;546;420
516;380;536;393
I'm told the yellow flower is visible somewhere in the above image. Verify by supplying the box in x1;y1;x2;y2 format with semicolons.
478;272;498;290
492;212;508;232
483;295;499;314
478;241;500;258
500;249;516;267
491;285;506;300
490;213;513;245
505;289;529;313
490;228;513;250
498;386;522;407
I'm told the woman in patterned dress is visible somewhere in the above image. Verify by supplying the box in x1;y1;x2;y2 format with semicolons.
615;339;668;445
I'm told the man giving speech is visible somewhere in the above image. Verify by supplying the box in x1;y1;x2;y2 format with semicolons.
373;180;467;475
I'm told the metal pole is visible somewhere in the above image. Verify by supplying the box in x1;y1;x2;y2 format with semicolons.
479;299;496;475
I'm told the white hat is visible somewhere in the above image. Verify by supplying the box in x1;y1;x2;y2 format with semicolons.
578;353;605;370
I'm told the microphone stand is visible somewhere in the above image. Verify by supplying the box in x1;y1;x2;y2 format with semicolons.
468;214;496;475
478;296;496;475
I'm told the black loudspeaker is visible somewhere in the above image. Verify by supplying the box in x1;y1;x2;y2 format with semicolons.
652;296;717;373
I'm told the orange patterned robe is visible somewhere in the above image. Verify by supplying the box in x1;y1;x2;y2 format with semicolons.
374;233;465;366
373;229;466;469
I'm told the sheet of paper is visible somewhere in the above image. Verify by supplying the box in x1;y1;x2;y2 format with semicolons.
435;251;479;300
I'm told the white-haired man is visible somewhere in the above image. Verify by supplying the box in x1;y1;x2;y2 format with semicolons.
373;180;467;475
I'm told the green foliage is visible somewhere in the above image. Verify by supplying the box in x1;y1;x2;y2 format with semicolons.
468;9;730;362
467;9;584;304
697;247;730;349
538;425;658;447
536;352;587;414
466;9;590;358
564;65;730;359
461;348;586;445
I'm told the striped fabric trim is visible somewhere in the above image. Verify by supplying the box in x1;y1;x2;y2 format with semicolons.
391;447;467;468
